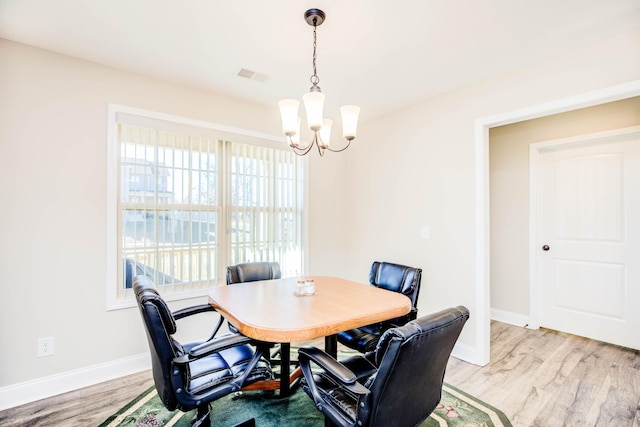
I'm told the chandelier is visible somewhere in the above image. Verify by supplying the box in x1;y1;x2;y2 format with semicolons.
278;9;360;157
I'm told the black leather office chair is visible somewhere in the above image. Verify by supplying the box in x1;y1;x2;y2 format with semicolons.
298;306;469;427
133;275;273;427
226;261;282;285
225;262;282;340
337;261;423;353
124;258;181;289
226;261;295;395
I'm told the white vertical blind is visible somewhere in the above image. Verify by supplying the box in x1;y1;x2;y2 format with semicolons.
118;124;221;294
117;122;303;296
227;141;303;276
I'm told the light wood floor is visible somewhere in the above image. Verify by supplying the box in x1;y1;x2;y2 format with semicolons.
1;321;639;426
446;321;640;427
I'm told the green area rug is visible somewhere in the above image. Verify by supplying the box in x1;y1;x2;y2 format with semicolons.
99;383;511;427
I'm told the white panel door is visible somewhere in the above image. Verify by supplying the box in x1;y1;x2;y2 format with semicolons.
537;129;640;349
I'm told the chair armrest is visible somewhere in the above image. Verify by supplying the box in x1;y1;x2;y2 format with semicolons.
172;304;225;341
172;303;216;320
298;347;370;397
174;334;252;364
299;347;358;384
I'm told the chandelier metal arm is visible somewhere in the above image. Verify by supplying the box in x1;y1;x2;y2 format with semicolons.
322;139;353;153
287;134;314;151
288;131;353;157
287;135;317;156
315;139;325;157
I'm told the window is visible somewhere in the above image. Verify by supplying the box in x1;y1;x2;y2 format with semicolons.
107;105;304;309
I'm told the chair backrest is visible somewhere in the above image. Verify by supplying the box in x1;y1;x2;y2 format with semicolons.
226;261;282;284
369;261;422;314
133;276;182;410
125;258;182;289
363;306;469;427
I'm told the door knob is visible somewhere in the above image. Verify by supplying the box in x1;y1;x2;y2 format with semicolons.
542;245;550;251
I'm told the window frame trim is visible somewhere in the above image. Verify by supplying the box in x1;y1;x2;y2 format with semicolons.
106;103;308;311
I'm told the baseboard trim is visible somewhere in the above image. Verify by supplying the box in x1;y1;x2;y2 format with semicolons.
0;353;151;411
451;342;481;365
491;308;530;328
449;309;532;366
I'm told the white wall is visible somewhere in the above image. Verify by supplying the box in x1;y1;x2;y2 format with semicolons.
0;39;349;403
306;153;351;276
343;27;640;356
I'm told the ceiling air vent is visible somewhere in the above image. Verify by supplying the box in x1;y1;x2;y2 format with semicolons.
236;68;269;83
237;68;255;79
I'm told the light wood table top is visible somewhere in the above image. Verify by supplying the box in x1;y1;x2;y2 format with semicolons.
208;275;412;343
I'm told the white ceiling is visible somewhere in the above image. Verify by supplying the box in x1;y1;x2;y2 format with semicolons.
1;0;639;123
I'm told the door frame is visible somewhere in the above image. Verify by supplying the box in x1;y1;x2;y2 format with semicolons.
528;126;640;330
473;79;640;365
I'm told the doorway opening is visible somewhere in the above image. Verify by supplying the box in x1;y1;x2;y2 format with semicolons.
473;80;640;366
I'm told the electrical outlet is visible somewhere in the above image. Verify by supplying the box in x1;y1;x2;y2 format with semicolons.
37;337;54;357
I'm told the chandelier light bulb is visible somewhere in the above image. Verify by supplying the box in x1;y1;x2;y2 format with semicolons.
302;91;325;131
319;119;332;148
278;99;300;136
291;117;301;146
340;105;360;140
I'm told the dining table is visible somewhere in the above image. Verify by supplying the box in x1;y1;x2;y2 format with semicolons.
208;275;411;397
